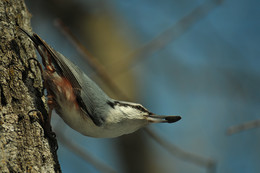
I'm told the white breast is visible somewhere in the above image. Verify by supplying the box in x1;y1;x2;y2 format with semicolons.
56;103;148;138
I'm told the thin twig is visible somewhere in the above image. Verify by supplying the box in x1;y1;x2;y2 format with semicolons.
227;119;260;135
54;19;131;100
109;0;224;74
55;129;117;173
144;128;216;173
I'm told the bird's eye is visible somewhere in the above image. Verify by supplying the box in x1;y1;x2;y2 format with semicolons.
136;105;143;111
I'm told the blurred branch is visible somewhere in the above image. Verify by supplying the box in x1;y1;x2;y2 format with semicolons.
227;120;260;135
55;129;117;173
144;128;216;173
54;19;131;101
110;0;224;74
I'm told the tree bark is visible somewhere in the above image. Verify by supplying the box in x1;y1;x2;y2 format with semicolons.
0;0;61;172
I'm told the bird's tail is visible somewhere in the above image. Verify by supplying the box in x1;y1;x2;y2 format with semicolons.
19;27;65;74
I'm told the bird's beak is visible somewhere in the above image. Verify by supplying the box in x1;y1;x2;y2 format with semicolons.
147;113;181;123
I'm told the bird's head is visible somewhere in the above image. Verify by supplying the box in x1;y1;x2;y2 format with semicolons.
106;100;181;124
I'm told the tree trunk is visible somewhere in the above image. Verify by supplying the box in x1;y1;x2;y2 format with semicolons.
0;0;61;172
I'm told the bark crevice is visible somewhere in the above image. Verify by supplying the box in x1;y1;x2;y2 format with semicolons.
0;0;61;172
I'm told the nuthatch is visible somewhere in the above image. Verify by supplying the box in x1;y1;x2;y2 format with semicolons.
20;28;181;138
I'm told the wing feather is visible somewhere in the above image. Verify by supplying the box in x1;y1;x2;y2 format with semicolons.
21;28;109;126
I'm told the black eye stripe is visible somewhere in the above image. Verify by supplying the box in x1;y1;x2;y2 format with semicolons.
109;101;150;113
106;100;115;109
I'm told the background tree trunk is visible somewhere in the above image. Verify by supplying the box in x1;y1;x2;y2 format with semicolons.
0;0;61;172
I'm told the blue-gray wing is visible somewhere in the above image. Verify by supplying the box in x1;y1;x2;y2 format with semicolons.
54;52;110;126
20;29;108;126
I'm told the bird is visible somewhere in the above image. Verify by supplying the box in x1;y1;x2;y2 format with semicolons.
19;27;181;138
